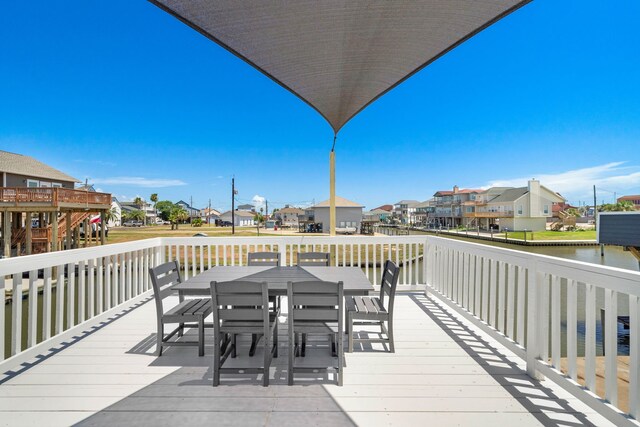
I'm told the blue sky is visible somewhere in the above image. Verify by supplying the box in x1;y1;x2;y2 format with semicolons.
1;1;639;211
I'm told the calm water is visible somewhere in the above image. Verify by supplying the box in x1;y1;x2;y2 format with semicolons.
5;235;638;359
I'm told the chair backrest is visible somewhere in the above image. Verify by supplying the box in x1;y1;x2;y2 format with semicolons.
297;252;330;267
149;260;182;317
247;252;281;266
287;280;343;324
379;260;400;311
210;281;270;334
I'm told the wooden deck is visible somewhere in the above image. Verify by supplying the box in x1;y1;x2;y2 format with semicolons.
0;293;615;426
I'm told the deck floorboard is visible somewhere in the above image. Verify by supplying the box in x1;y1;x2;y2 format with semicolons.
0;293;614;426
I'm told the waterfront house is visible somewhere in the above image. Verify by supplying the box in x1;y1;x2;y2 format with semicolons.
309;196;364;233
364;208;392;223
0;150;111;256
393;200;420;224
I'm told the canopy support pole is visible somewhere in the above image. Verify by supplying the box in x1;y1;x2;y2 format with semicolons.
329;135;336;236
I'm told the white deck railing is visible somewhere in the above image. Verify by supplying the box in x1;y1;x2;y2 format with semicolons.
0;235;638;424
425;235;640;425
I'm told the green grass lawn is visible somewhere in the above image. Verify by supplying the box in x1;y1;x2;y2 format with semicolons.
107;224;271;244
500;230;597;241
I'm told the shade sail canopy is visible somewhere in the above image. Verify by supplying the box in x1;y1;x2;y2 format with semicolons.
150;1;530;133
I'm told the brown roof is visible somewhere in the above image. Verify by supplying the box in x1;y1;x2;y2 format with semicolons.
313;196;363;208
276;207;305;215
0;150;79;183
373;204;394;212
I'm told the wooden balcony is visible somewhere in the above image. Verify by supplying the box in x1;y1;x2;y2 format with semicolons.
470;211;514;218
0;187;111;211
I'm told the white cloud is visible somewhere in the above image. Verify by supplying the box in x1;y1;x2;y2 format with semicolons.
252;195;266;209
92;176;187;188
482;162;640;203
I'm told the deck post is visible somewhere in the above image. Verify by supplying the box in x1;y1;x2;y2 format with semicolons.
3;210;11;258
100;210;106;245
65;211;72;250
83;218;89;247
25;212;32;255
51;211;59;251
73;225;80;249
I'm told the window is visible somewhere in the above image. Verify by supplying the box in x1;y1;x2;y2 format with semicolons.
52;182;62;188
517;205;523;215
543;205;549;215
27;179;39;187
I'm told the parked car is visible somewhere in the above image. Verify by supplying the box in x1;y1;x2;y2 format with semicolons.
123;221;143;227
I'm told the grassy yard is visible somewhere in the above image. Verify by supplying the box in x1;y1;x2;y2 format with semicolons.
107;224;271;244
500;230;597;241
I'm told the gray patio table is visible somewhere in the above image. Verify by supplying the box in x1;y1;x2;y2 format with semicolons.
172;266;373;297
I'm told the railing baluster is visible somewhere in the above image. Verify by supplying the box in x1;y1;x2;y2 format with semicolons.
12;274;22;355
67;262;75;328
78;261;86;323
200;245;204;273
474;255;481;316
191;244;196;276
567;279;577;381
231;245;235;267
97;258;104;313
207;244;212;269
506;264;515;339
119;254;125;304
27;270;38;347
482;257;489;322
604;288;618;406
517;266;526;345
489;259;497;327
88;259;95;318
539;273;550;363
585;283;596;391
551;275;561;369
55;265;65;334
132;252;139;297
42;267;52;340
497;261;506;332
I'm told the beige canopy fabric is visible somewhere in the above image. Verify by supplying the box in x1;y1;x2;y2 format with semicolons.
149;1;530;133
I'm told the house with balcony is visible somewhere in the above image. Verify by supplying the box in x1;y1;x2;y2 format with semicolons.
412;199;435;226
474;179;564;231
428;186;483;228
393;200;419;224
0;150;112;256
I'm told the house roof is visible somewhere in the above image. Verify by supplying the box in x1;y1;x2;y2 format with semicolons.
237;204;255;210
313;196;363;208
221;210;255;218
372;204;393;212
618;195;640;201
0;150;80;183
276;207;305;215
395;200;419;206
415;200;433;208
201;208;221;216
367;208;390;215
487;187;528;203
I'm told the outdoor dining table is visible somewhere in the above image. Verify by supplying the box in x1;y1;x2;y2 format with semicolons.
172;266;374;297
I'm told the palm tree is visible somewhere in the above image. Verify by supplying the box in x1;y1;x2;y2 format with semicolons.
169;206;188;230
150;193;158;221
104;207;120;226
130;209;145;221
600;201;636;212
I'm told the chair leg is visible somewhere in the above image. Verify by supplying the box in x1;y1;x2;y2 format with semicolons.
156;323;164;357
213;331;220;387
249;334;259;357
301;333;306;357
273;323;278;358
178;322;184;337
348;313;354;353
231;334;237;358
388;318;395;353
198;318;205;357
330;333;336;357
288;327;295;386
337;327;344;386
263;335;270;387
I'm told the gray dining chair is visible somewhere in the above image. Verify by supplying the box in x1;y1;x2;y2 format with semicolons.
346;260;400;352
296;251;330;356
210;280;278;387
149;261;212;357
287;280;344;386
297;251;330;266
247;252;281;356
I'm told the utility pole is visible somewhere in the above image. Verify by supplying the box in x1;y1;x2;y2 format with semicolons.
232;177;236;235
265;200;268;218
208;199;211;225
593;185;597;231
190;195;193;224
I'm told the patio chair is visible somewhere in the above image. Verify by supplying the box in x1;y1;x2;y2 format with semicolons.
247;251;281;266
287;280;344;386
247;252;281;356
346;260;399;352
149;261;212;357
296;251;330;356
210;280;278;387
297;251;330;266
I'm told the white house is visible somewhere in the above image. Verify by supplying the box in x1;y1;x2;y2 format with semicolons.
309;196;364;233
393;200;419;224
273;207;305;228
476;179;564;231
219;210;255;227
109;197;122;227
200;208;221;224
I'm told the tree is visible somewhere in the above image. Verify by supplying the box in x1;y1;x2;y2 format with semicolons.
150;193;158;217
129;209;145;221
600;201;635;212
254;212;264;225
104;207;120;225
133;196;144;209
169;206;188;230
155;200;175;221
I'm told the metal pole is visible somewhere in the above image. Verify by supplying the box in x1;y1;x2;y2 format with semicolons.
593;185;597;231
232;178;235;235
329;147;336;236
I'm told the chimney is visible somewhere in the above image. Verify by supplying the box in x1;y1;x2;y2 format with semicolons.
528;179;540;216
453;185;459;194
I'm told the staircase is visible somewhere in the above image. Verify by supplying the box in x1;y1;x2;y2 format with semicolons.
8;211;94;254
550;211;577;231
